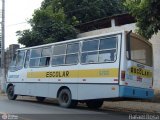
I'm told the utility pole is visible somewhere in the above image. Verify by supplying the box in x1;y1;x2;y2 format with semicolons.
0;0;5;93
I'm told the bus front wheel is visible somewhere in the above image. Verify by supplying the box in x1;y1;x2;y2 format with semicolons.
58;88;77;108
86;100;103;109
7;85;17;100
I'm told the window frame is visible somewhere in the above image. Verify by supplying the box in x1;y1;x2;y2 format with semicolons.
80;36;118;65
39;47;52;67
126;34;153;67
29;46;52;68
29;48;42;68
9;50;25;72
52;42;80;66
52;44;67;66
65;42;79;65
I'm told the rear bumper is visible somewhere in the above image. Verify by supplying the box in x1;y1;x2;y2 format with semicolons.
119;86;154;99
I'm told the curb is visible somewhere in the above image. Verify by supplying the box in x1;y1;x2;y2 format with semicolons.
102;101;160;114
102;106;159;114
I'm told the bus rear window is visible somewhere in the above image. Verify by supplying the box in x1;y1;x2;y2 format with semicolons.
130;36;152;66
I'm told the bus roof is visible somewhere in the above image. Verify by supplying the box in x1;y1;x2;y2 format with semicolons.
17;30;151;50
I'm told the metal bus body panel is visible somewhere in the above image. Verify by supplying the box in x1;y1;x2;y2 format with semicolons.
119;32;154;99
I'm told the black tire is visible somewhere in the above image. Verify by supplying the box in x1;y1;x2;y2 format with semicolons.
58;88;78;108
86;100;103;109
7;85;17;100
36;97;45;102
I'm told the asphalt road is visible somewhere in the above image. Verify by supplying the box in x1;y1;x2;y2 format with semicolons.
0;96;130;120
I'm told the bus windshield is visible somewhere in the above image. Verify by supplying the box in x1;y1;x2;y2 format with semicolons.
130;35;152;66
10;53;17;66
9;50;25;71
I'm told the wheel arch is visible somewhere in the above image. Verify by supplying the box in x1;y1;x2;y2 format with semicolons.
6;83;14;91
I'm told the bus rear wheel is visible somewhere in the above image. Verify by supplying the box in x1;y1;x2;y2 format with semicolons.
7;85;17;100
36;97;45;102
86;100;103;109
58;88;77;108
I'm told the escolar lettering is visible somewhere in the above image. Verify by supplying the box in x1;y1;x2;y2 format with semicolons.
130;67;151;77
46;71;69;78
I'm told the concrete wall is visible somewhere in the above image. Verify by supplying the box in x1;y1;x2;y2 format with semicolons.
78;23;136;38
78;23;160;94
150;33;160;93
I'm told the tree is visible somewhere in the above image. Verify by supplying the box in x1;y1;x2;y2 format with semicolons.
124;0;160;39
17;0;125;47
17;3;77;47
16;30;44;47
41;0;126;24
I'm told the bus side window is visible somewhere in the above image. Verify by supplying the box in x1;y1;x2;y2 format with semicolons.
52;44;66;65
99;37;117;62
29;48;41;67
65;43;79;64
39;47;51;66
81;36;117;64
81;40;99;63
24;50;30;68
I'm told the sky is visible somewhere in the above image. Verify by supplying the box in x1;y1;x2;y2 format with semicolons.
5;0;43;48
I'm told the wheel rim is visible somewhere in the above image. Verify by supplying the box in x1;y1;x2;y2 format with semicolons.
8;87;14;98
61;93;69;103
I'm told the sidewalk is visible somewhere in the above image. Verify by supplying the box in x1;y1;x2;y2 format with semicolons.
102;100;160;113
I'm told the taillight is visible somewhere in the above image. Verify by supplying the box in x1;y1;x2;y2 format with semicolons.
121;71;125;81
